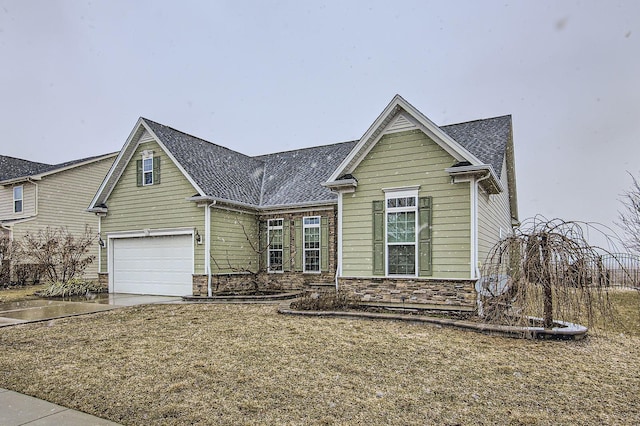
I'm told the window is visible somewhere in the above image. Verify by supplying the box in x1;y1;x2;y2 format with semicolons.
136;151;160;187
268;219;283;272
142;154;153;186
303;216;320;272
13;185;23;213
386;191;418;276
143;156;153;185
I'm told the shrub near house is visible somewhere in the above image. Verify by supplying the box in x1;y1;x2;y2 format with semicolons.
89;95;517;306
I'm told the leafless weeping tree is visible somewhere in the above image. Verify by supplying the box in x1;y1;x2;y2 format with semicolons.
478;217;633;330
618;172;640;255
21;226;96;284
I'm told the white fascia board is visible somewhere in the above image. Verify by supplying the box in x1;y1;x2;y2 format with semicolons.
89;118;207;210
445;164;504;194
326;94;483;183
142;120;207;197
89;117;148;209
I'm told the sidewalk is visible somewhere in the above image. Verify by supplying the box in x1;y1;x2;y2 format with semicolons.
0;388;121;425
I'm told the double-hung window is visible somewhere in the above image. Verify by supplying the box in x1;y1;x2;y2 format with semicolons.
268;219;284;272
142;153;154;185
303;216;321;272
13;185;23;213
386;190;418;276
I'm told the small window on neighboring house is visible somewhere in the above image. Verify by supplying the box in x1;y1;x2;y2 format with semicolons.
303;216;321;272
268;219;284;272
13;186;23;213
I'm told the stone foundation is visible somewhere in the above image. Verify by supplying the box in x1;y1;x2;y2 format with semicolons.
192;271;335;296
339;277;476;307
98;273;109;291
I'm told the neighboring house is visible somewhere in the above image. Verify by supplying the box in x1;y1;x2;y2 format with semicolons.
0;153;118;281
88;95;518;307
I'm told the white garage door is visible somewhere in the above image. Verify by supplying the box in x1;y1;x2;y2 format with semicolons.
112;235;193;296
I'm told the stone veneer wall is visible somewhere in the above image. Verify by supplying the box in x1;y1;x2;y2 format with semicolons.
97;273;109;291
338;277;476;307
192;271;335;296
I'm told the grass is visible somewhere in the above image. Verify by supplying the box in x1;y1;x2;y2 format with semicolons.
0;283;48;303
0;291;638;425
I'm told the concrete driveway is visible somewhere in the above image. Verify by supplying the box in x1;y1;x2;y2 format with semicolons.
0;293;182;327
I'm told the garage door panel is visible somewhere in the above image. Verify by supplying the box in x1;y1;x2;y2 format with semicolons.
112;235;193;296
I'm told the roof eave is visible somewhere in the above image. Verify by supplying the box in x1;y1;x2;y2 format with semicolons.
321;178;358;193
444;164;504;194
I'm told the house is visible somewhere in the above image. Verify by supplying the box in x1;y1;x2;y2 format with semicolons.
88;95;518;306
0;153;118;281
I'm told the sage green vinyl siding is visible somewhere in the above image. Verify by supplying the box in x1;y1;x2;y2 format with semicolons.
9;157;115;279
478;157;512;267
211;208;259;274
100;141;204;273
342;129;471;279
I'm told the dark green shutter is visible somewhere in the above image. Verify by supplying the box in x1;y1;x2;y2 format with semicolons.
259;221;267;271
283;220;291;272
136;160;142;186
294;218;303;272
418;196;433;276
321;216;329;271
153;156;161;184
372;200;384;275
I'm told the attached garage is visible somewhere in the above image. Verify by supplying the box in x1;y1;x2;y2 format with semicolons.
110;234;193;296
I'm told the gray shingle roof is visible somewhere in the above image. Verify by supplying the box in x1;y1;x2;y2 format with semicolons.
0;156;52;181
141;114;510;209
256;141;357;207
144;119;264;205
441;115;512;177
0;153;113;183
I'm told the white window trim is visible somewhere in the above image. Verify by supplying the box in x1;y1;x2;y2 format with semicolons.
303;216;321;273
267;218;284;273
13;185;23;214
384;189;419;277
142;151;154;186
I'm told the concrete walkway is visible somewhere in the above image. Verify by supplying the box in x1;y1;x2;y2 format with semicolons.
0;388;121;425
0;293;182;327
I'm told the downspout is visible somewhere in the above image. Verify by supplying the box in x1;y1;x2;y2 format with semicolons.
205;201;216;297
335;191;343;291
97;215;101;275
473;171;493;280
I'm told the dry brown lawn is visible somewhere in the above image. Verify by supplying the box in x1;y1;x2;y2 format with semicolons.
0;291;638;425
0;284;48;303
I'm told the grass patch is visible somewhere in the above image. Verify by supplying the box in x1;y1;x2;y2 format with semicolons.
0;283;48;303
0;292;639;425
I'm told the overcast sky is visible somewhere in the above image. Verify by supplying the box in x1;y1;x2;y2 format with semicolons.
1;1;639;247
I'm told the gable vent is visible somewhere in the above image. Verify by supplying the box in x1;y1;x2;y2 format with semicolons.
385;113;417;133
139;130;154;143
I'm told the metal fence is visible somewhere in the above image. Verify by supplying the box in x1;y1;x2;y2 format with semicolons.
599;253;640;289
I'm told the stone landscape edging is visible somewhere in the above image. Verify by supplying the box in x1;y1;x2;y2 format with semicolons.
277;300;588;340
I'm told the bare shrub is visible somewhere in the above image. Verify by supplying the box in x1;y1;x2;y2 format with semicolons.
291;290;358;311
21;226;96;284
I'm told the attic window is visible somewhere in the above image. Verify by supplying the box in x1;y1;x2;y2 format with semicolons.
137;151;161;187
142;152;153;185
